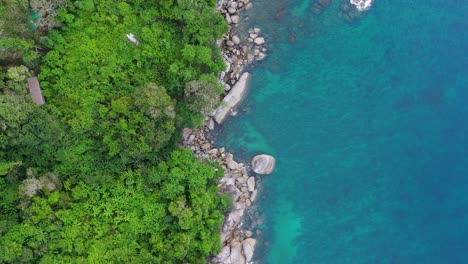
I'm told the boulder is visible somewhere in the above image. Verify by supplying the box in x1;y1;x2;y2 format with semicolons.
244;230;253;237
231;15;240;24
256;52;266;61
230;242;245;264
214;73;251;124
227;159;239;170
251;154;276;174
250;189;258;202
225;14;232;24
254;37;265;45
208;117;215;130
232;35;241;45
201;143;211;150
247;177;255;192
215;246;231;263
242;238;256;262
228;209;245;226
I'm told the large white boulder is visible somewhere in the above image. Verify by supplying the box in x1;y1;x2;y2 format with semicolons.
230;241;245;264
251;154;276;174
242;238;257;262
214;72;251;124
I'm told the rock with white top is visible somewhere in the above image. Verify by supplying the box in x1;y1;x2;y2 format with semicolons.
254;37;265;45
214;72;251;124
251;154;276;174
242;238;256;262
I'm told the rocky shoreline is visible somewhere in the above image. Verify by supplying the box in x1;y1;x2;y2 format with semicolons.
181;0;270;263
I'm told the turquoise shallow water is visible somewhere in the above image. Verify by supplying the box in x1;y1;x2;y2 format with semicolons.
216;0;468;263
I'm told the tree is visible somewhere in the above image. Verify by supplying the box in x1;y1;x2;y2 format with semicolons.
99;83;176;164
184;77;222;117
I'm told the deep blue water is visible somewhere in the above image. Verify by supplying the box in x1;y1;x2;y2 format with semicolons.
216;0;468;263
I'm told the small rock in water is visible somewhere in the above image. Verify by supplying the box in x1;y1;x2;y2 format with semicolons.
254;37;265;45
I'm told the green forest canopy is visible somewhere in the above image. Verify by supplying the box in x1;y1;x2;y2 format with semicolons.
0;0;230;262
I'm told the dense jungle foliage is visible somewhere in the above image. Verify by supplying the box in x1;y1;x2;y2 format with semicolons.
0;0;230;262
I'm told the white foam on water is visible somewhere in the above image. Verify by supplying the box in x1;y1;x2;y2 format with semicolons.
350;0;373;11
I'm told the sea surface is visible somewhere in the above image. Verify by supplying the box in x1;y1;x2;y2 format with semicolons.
216;0;468;263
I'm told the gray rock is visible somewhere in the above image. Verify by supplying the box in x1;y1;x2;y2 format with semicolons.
234;201;245;210
245;2;253;9
247;177;255;192
237;175;248;184
187;134;195;144
250;189;258;202
230;1;238;8
230;241;245;264
226;153;234;163
256;52;266;61
232;35;241;45
244;230;253;237
242;238;256;262
229;209;245;225
231;15;240;24
226;40;235;47
253;48;260;56
254;27;261;34
214;73;251;124
251;154;276;174
215;246;231;263
254;37;265;45
208;118;215;130
201;143;211;150
208;148;218;155
249;33;258;39
225;14;232;24
228;7;237;14
227;160;239;170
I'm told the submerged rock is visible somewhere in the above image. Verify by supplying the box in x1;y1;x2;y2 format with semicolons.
251;154;276;174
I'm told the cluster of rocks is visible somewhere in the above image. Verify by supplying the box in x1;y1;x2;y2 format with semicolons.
217;0;268;97
218;0;252;25
180;1;276;263
310;0;332;15
181;127;259;264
